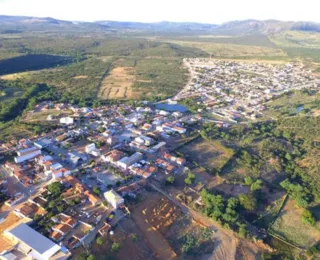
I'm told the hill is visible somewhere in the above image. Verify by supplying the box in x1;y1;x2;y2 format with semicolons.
1;15;320;35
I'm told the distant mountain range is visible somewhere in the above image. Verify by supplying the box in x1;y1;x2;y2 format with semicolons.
0;15;319;35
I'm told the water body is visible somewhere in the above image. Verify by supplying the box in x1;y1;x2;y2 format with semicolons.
296;105;304;113
155;103;188;112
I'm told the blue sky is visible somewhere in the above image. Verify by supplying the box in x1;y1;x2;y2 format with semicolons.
0;0;319;23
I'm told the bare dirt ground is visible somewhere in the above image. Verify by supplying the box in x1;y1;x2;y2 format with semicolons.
178;138;234;171
150;184;242;260
72;75;88;79
129;192;179;260
98;67;138;99
83;216;154;260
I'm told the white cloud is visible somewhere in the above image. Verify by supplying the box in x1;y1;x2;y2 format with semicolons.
0;0;318;23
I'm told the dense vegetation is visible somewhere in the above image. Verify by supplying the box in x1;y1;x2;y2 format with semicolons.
0;54;73;75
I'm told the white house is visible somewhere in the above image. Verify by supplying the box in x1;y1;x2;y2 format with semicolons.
60;117;74;125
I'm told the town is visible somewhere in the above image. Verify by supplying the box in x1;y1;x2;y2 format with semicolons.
0;62;319;260
176;59;319;122
0;100;201;260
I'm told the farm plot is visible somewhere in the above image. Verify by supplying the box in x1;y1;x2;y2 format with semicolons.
178;138;234;172
98;67;137;99
270;199;320;248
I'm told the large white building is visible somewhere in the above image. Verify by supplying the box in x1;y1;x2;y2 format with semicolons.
104;190;124;209
4;223;68;260
14;147;41;163
116;152;143;170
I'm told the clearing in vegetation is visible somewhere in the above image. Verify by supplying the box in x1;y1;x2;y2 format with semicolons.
270;199;320;248
178;137;234;172
130;191;180;260
162;40;286;58
98;66;137;99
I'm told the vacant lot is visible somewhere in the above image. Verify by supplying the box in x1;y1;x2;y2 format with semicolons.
271;199;320;248
130;191;180;260
98;67;137;99
178;138;234;172
23;109;73;123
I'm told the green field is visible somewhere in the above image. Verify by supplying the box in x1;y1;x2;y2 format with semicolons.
270;199;320;248
178;137;234;172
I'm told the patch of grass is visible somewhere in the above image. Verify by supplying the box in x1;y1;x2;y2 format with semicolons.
270;199;320;248
26;57;113;99
161;40;286;57
178;137;234;172
133;58;188;98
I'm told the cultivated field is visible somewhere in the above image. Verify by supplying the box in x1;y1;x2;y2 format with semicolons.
178;138;234;172
270;199;320;248
98;67;137;99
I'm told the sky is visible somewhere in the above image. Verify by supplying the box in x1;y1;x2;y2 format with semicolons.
0;0;319;24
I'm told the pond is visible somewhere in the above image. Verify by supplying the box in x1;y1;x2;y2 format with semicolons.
155;103;188;112
296;105;304;113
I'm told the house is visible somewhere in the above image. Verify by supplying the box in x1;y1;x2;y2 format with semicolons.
134;136;154;146
117;152;143;170
104;190;124;209
34;139;52;149
84;190;100;206
4;223;67;260
60;117;74;125
107;136;119;146
52;223;72;237
85;143;101;157
98;223;111;236
14;203;38;218
101;150;124;163
52;168;71;179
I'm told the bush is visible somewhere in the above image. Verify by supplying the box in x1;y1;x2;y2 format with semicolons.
239;193;257;211
301;209;316;226
185;172;196;186
48;182;63;195
166;176;175;185
93;186;101;195
130;233;138;242
111;242;121;253
96;237;103;246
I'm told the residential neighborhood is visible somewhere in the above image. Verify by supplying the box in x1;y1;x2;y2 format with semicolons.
176;59;319;121
0;100;199;259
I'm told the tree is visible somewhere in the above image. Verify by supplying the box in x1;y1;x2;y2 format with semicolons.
238;223;248;238
57;204;66;212
185;172;196;186
111;242;121;253
96;237;103;246
239;193;257;211
250;179;263;191
48;182;63;195
130;233;138;242
93;186;101;196
87;255;95;260
166;176;175;185
302;210;316;226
